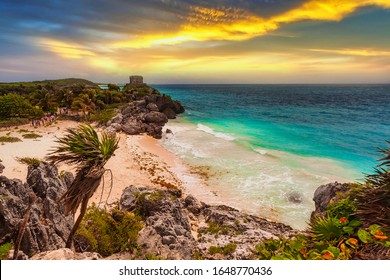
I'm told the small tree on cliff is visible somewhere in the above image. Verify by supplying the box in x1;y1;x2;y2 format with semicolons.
46;124;119;248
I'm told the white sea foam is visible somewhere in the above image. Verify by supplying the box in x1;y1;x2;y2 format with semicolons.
196;124;236;141
161;119;358;230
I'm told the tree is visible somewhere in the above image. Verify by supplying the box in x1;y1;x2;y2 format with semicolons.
0;93;37;118
355;141;390;231
46;124;119;248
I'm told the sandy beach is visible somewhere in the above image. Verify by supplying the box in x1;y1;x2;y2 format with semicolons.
0;120;218;209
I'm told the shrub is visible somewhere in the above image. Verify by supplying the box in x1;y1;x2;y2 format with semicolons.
22;133;42;139
75;204;143;257
16;157;41;168
0;136;22;143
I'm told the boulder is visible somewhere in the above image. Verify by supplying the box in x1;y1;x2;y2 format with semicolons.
121;120;143;135
162;108;176;119
311;182;351;220
120;186;195;260
0;162;74;257
0;159;4;174
144;112;168;124
146;103;159;112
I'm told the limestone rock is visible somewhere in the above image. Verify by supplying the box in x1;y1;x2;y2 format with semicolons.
0;162;74;257
144;111;168;124
30;248;101;260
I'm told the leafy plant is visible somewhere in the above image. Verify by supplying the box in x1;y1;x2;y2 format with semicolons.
0;243;13;260
310;216;344;241
46;123;119;248
75;204;142;257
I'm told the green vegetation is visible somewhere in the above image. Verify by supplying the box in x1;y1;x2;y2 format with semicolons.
200;222;231;235
0;118;29;128
255;141;390;260
0;78;162;124
0;136;22;143
75;205;142;257
0;243;13;260
16;157;41;168
46;124;119;248
22;133;42;139
208;243;237;255
90;108;116;125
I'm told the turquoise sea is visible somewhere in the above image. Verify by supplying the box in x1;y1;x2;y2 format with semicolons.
153;84;390;229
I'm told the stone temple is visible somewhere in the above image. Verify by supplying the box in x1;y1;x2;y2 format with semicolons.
129;75;144;85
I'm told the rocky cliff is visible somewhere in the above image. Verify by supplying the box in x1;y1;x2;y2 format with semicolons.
0;162;74;258
106;93;184;139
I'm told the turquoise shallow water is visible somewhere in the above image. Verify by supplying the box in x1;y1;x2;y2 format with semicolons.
153;84;390;229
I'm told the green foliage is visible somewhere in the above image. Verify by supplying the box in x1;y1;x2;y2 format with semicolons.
0;243;13;260
0;118;29;128
355;141;390;231
208;243;237;255
0;136;22;143
90;108;116;125
310;216;344;241
16;157;41;168
47;123;119;168
0;94;39;118
200;222;231;235
22;133;42;139
75;205;143;257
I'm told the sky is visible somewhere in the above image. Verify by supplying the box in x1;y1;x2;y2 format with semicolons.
0;0;390;84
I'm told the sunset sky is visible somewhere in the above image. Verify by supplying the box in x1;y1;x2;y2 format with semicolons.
1;0;389;84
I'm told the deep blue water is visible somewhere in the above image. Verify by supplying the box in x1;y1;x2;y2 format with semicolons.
153;84;390;174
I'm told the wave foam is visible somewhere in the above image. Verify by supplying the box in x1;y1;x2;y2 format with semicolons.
196;124;235;141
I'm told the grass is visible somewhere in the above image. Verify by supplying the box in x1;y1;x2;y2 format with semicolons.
90;108;116;125
0;243;13;260
0;118;29;128
200;222;231;235
17;129;30;133
208;243;237;255
22;133;42;139
16;157;41;168
0;136;22;143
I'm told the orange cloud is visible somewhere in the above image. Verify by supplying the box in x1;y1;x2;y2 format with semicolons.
111;0;390;48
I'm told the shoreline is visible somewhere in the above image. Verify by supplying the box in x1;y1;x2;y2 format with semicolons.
0;120;222;212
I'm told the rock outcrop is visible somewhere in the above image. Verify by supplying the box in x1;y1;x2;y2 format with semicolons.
30;248;101;260
106;93;184;139
0;162;74;257
119;186;298;260
311;181;351;220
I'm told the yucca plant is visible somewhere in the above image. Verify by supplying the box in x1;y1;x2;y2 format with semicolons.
46;123;119;248
355;141;390;231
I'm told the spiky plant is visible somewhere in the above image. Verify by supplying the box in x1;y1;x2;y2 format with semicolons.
309;215;344;241
46;123;119;248
355;141;390;231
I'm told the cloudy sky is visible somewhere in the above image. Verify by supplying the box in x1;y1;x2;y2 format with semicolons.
1;0;389;84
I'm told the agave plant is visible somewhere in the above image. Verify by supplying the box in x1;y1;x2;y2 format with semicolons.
46;123;119;248
355;141;390;231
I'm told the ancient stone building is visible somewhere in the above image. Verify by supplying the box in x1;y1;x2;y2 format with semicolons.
129;75;144;85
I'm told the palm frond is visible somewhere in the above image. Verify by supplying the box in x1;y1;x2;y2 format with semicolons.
46;123;118;167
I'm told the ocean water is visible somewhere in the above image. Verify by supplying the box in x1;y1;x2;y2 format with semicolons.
153;84;390;229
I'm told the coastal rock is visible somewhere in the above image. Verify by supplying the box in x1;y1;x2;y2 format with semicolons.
121;120;143;135
311;182;351;220
162;108;176;119
119;186;298;260
111;93;184;139
146;103;159;112
30;248;101;260
0;162;73;257
144;111;168;124
0;159;4;174
120;186;195;260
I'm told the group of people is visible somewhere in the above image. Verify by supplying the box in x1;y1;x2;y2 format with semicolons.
31;113;57;127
